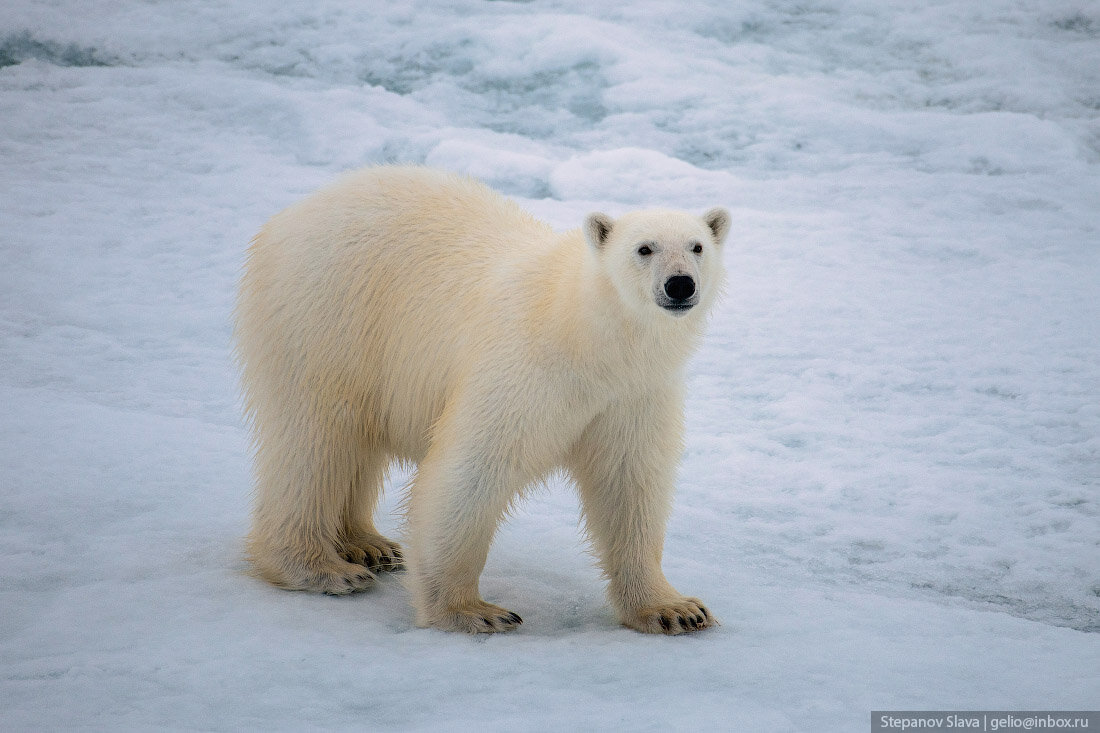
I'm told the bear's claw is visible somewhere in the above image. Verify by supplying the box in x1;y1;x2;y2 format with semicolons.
342;534;405;573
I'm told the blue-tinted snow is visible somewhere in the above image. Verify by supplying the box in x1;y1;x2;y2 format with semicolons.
1;1;1097;730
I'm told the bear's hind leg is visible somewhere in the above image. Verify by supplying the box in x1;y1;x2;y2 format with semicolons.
340;447;404;573
246;400;377;595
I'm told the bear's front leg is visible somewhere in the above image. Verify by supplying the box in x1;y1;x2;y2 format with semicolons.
406;435;526;633
568;388;716;635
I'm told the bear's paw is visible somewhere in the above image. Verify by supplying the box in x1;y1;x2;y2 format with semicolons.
303;560;377;596
623;597;715;635
430;601;523;634
341;533;405;573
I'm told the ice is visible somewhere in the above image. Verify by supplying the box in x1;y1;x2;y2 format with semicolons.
1;0;1098;729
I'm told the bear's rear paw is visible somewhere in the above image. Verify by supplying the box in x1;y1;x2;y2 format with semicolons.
251;545;378;595
341;533;404;573
428;601;523;634
289;560;377;596
623;597;715;635
311;561;377;595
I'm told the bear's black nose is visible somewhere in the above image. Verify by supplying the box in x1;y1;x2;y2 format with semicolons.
664;275;695;301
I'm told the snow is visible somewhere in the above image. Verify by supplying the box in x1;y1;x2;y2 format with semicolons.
1;0;1098;729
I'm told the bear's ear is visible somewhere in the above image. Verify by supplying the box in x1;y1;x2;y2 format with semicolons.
584;212;614;250
703;207;731;246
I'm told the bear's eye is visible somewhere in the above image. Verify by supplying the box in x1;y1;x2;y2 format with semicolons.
692;243;703;254
637;245;653;256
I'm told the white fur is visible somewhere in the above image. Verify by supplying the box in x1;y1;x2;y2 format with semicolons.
235;165;729;634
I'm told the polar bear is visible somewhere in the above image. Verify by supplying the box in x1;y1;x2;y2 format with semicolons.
236;166;729;634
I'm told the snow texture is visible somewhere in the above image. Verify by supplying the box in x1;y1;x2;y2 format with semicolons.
1;0;1098;730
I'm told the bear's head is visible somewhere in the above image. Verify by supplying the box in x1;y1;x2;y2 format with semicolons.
584;207;730;319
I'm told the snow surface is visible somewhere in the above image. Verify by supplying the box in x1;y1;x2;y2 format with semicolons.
2;0;1098;730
